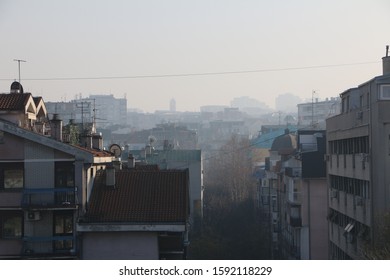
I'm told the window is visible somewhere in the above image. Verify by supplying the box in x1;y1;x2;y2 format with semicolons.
53;212;73;250
55;162;74;188
0;163;24;189
1;211;23;238
379;85;390;100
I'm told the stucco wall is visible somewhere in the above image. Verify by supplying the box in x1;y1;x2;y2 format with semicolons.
81;231;159;260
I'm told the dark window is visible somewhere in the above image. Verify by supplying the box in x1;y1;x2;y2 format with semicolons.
0;163;24;189
55;162;75;188
0;211;23;238
53;212;73;250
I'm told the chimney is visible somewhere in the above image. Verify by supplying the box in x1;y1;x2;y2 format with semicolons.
92;133;103;150
81;129;92;149
50;114;63;141
145;144;152;156
128;153;135;168
106;165;115;188
383;45;390;75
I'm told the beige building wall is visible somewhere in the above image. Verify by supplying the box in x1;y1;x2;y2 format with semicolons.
81;231;159;260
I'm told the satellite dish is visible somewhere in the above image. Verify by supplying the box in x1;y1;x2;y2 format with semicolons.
148;135;157;146
109;144;122;158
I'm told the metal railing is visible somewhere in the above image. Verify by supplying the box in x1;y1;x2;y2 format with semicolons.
21;188;78;209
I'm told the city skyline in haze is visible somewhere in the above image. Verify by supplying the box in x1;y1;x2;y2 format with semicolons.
0;0;389;112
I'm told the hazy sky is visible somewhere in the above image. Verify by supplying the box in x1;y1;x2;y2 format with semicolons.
0;0;389;112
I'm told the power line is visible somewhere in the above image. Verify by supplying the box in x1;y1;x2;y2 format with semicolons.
0;61;378;81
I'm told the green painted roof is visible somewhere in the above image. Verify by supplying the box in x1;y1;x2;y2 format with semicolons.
147;150;201;164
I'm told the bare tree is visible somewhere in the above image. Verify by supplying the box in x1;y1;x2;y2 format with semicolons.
206;134;256;203
189;134;270;259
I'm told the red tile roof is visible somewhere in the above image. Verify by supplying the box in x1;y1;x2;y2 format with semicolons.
73;145;113;157
0;93;32;110
85;169;189;224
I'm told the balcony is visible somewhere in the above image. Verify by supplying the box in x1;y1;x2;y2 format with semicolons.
289;216;302;228
21;188;78;210
285;167;301;178
288;192;302;204
21;236;77;259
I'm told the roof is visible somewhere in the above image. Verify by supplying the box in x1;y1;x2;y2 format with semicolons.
73;145;113;158
270;129;297;154
0;93;32;111
252;126;297;149
147;150;201;163
0;119;110;163
84;169;189;224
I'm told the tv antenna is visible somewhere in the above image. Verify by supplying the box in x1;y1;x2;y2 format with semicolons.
13;59;26;83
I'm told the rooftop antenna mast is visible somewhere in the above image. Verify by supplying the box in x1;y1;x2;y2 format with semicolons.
311;90;316;127
13;59;26;83
13;59;26;93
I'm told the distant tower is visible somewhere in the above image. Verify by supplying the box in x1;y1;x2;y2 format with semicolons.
170;98;176;112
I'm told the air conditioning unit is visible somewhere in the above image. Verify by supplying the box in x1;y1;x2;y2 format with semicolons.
27;211;41;221
330;190;338;198
356;197;364;206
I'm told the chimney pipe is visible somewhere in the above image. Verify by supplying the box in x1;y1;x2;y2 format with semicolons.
382;45;390;75
106;165;115;188
128;154;135;168
50;114;63;141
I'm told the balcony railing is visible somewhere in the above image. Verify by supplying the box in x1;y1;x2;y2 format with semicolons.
285;167;302;178
21;188;78;209
22;236;77;259
289;217;302;228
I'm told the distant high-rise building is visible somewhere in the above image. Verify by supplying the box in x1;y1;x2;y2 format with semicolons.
297;97;341;128
170;98;176;112
46;94;127;128
275;93;302;113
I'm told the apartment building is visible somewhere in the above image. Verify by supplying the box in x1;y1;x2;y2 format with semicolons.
260;129;328;259
326;51;390;259
297;97;341;128
77;168;190;260
0;83;113;259
46;94;127;128
0;82;194;259
279;130;328;259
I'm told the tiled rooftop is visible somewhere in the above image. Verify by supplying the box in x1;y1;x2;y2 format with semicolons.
84;169;189;224
73;145;113;158
0;93;32;110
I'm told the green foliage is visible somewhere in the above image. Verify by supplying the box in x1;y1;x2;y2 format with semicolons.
363;212;390;259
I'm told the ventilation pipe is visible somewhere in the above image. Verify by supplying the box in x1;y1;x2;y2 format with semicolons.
383;45;390;75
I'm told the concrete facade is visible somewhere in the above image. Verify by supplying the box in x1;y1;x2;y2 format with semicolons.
326;55;390;259
0;120;112;259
